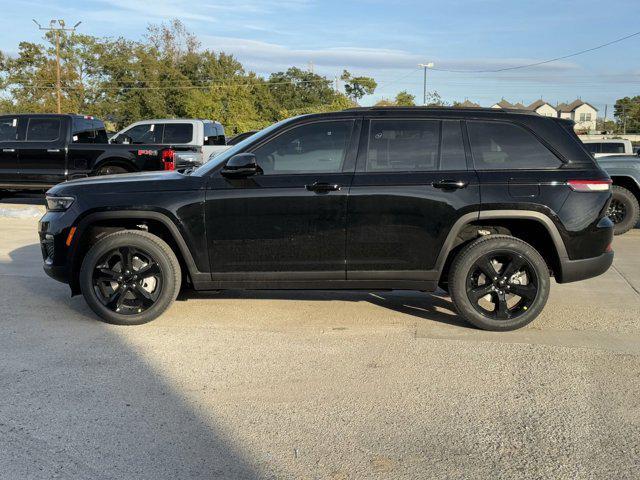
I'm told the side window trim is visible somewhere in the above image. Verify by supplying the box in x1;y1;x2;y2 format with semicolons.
247;118;358;176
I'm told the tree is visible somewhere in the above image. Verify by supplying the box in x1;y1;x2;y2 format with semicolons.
0;20;360;133
394;90;415;106
340;70;377;103
614;96;640;133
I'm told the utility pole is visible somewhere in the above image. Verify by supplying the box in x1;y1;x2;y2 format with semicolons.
32;19;82;114
418;63;434;105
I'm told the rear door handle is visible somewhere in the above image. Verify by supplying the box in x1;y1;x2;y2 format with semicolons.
2;148;15;153
305;182;341;193
432;179;469;190
47;149;61;153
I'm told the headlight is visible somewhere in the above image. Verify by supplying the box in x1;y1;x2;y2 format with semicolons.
46;195;75;212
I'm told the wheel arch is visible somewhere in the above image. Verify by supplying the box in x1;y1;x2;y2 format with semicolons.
436;210;568;286
91;155;138;175
68;210;203;295
610;175;640;202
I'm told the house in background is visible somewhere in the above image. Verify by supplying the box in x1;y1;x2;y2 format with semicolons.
456;99;481;108
557;99;598;132
491;99;515;109
527;99;558;117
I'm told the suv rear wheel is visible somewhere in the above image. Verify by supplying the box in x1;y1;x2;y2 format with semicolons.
449;235;550;331
608;185;639;235
79;230;181;325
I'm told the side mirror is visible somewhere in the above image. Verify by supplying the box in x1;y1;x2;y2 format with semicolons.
222;153;260;178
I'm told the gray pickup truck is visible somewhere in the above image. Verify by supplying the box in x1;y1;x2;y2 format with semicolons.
598;155;640;235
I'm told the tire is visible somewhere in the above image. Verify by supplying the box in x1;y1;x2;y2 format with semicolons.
449;235;550;331
608;185;640;236
96;165;129;176
79;230;181;325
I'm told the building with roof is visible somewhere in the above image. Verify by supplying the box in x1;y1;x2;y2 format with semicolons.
527;99;558;117
557;99;598;132
456;99;481;108
491;99;515;109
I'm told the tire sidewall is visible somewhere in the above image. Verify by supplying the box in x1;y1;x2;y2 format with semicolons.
450;236;550;331
80;231;180;325
611;186;640;235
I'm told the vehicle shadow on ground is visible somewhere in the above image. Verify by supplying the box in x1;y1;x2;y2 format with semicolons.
179;287;471;329
0;244;265;478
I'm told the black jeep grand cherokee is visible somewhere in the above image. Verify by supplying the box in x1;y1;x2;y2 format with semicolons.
39;107;614;331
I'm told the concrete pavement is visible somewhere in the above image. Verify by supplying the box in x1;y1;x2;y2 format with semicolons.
0;205;638;479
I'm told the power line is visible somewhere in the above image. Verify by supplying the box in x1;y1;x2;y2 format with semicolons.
429;30;640;73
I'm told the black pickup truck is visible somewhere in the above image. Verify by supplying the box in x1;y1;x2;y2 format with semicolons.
0;113;196;192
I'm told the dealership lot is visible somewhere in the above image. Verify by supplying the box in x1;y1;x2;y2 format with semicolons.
0;200;639;479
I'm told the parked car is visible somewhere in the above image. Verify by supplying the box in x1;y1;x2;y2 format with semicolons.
582;138;634;157
0;114;199;192
597;155;640;235
110;119;229;164
40;107;614;331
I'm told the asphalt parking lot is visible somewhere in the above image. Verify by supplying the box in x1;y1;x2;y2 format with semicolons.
0;197;639;480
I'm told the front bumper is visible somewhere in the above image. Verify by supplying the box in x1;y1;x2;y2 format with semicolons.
557;251;614;283
39;213;74;286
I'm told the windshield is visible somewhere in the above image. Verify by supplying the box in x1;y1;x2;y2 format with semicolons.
192;116;303;176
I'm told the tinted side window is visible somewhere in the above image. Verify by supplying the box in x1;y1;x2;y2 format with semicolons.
440;120;467;170
584;143;600;154
366;119;439;172
252;120;353;174
600;143;625;154
163;123;193;143
26;118;61;141
120;124;161;144
0;117;18;142
467;121;561;170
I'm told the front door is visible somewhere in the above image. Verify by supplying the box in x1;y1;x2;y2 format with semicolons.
205;118;359;284
347;117;480;281
0;116;20;185
18;116;67;186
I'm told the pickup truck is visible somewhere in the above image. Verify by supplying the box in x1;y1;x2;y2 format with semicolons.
110;118;230;164
598;154;640;235
0;113;192;192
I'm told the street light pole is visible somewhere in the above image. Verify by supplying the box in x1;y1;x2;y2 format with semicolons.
33;19;82;114
418;62;434;106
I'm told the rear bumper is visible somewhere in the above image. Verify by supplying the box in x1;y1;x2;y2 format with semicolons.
557;251;614;283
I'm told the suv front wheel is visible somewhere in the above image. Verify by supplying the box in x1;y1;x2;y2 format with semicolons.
449;235;550;331
79;230;181;325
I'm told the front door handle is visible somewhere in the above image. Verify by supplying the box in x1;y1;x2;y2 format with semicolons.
305;182;341;193
47;148;61;153
432;179;469;190
2;148;15;153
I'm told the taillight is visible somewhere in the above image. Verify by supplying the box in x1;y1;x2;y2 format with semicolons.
162;149;175;171
567;179;612;192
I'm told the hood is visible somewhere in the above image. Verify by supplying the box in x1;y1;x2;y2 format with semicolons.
48;170;205;196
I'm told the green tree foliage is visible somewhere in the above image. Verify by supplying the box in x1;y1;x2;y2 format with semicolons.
394;90;415;106
340;70;377;102
0;20;362;133
614;96;640;133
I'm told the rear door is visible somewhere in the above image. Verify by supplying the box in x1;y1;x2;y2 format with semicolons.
0;116;20;185
466;120;566;213
18;116;67;186
346;117;480;282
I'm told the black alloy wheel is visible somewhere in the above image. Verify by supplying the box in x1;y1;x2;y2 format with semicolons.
92;246;163;315
80;230;181;325
465;251;538;321
449;235;550;331
607;198;626;225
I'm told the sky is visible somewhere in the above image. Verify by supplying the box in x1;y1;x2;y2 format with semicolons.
1;0;639;114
